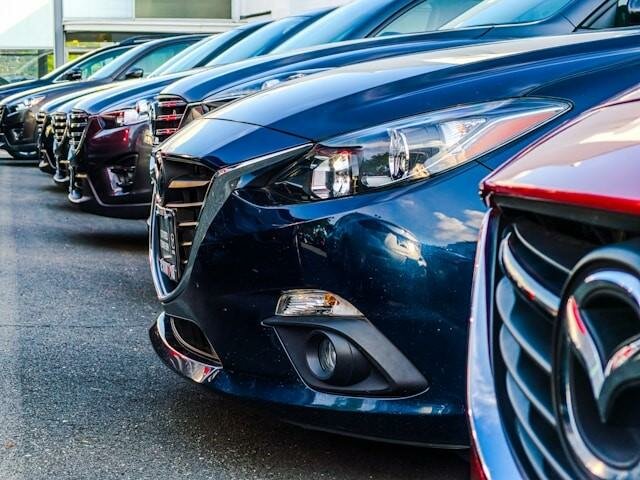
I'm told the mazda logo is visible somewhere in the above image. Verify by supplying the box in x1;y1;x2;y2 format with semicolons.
554;266;640;479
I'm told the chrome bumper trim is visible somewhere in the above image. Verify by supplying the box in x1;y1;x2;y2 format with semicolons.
149;312;221;384
467;210;523;479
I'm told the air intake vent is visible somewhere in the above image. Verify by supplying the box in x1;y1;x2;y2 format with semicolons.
152;95;187;144
68;109;89;150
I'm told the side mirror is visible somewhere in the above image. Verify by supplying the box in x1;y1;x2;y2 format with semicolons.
124;67;144;79
64;69;83;81
618;0;640;25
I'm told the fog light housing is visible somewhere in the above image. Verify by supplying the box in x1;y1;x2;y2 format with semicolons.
305;331;370;386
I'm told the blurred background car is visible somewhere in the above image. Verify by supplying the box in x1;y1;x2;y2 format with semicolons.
147;31;640;447
468;84;640;480
0;37;153;101
35;21;273;178
0;34;205;160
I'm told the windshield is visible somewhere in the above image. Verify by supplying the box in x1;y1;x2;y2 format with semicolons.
270;0;389;54
42;46;131;81
88;42;151;80
150;36;213;76
208;16;315;66
441;0;574;28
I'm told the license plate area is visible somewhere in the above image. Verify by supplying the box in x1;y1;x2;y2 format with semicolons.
157;206;180;282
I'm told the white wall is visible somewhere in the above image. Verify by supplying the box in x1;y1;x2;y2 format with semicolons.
238;0;351;19
0;0;53;49
63;0;134;19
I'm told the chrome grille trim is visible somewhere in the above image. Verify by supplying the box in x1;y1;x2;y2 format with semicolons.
151;95;187;144
150;144;312;301
68;109;89;151
52;112;67;142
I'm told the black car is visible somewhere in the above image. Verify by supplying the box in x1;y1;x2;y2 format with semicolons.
0;36;154;101
0;35;204;160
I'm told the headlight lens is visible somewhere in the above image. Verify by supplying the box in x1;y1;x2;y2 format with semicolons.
265;98;569;202
100;100;150;128
16;95;46;111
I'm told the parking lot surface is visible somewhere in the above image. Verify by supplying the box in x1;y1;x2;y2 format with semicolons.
0;158;467;480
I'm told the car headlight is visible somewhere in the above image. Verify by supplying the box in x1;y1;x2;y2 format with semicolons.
261;98;569;202
16;95;46;111
100;100;150;128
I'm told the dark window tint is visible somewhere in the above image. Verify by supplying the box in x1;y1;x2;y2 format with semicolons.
377;0;483;36
441;0;574;28
72;47;131;80
208;17;312;66
121;41;196;78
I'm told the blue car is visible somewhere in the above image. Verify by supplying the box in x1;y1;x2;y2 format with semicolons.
154;0;628;144
66;0;638;220
148;31;640;446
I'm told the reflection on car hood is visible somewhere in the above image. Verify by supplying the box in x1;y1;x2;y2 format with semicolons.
74;70;200;115
161;27;492;102
205;31;640;141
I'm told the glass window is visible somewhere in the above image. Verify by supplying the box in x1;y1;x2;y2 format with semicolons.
56;46;131;81
377;0;483;36
208;17;311;66
270;0;381;54
123;41;195;78
441;0;574;29
135;0;231;19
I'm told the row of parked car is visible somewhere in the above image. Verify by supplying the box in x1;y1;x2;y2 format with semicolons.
1;0;638;478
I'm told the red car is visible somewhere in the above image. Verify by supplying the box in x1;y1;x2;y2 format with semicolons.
468;86;640;479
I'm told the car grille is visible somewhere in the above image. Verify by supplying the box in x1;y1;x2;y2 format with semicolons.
491;204;639;479
152;95;187;144
69;109;89;150
52;112;67;142
156;155;215;279
36;111;47;137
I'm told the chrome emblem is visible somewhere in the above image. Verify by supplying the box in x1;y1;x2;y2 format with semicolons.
555;267;640;479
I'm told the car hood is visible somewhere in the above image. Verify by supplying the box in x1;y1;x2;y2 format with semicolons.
1;79;108;107
161;27;492;102
74;70;199;115
42;83;118;114
0;78;49;101
482;87;640;216
205;31;640;142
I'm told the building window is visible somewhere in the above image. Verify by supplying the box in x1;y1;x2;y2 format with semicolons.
134;0;232;19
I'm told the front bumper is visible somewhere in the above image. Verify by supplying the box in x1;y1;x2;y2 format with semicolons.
68;120;153;219
149;135;491;446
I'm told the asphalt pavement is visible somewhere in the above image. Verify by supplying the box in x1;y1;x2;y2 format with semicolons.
0;156;468;480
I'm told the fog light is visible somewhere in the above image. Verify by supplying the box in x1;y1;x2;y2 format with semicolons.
276;290;362;317
305;331;370;386
318;337;337;375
